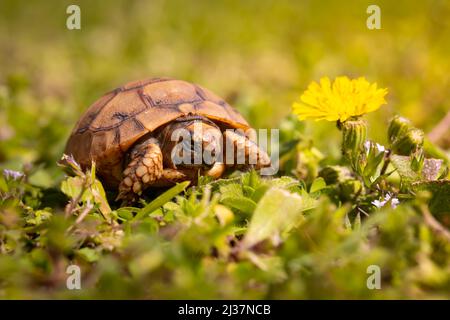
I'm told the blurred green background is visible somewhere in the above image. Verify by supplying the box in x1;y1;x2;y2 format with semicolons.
1;0;449;183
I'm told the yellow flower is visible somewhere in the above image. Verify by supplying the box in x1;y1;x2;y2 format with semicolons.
292;76;388;122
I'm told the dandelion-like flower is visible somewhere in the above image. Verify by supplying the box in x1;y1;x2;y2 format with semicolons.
292;76;388;122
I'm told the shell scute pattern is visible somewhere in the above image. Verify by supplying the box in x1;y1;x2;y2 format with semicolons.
65;78;250;187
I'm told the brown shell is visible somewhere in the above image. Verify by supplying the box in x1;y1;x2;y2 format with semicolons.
64;78;250;187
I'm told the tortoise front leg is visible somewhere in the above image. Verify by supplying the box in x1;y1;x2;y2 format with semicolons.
223;130;271;169
116;138;163;202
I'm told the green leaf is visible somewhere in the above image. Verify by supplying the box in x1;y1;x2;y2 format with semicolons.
243;187;316;248
413;180;450;217
60;176;85;200
116;208;134;221
251;184;270;202
391;155;445;183
243;185;255;197
241;170;261;189
135;218;160;234
91;179;112;220
134;181;190;221
218;182;257;214
310;177;326;193
391;155;420;182
76;247;100;263
219;183;244;199
60;173;112;222
270;176;301;190
220;197;257;215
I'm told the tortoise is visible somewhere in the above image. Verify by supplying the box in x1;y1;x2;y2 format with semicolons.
64;78;270;201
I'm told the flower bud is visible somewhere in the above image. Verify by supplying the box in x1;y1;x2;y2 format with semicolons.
319;165;353;185
388;115;412;144
392;128;424;156
341;119;367;157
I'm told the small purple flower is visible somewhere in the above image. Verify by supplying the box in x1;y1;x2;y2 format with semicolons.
61;154;80;168
390;197;400;209
3;169;25;181
371;199;384;208
372;193;400;209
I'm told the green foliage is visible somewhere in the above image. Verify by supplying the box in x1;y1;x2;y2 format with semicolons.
134;181;191;221
243;187;315;247
0;0;450;299
1;157;449;298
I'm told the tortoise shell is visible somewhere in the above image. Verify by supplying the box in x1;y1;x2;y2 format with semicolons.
64;78;250;187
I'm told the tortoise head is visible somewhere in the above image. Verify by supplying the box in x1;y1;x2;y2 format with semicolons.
159;115;223;171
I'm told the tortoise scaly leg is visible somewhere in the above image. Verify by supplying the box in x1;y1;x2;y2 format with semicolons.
116;138;163;202
223;131;271;169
